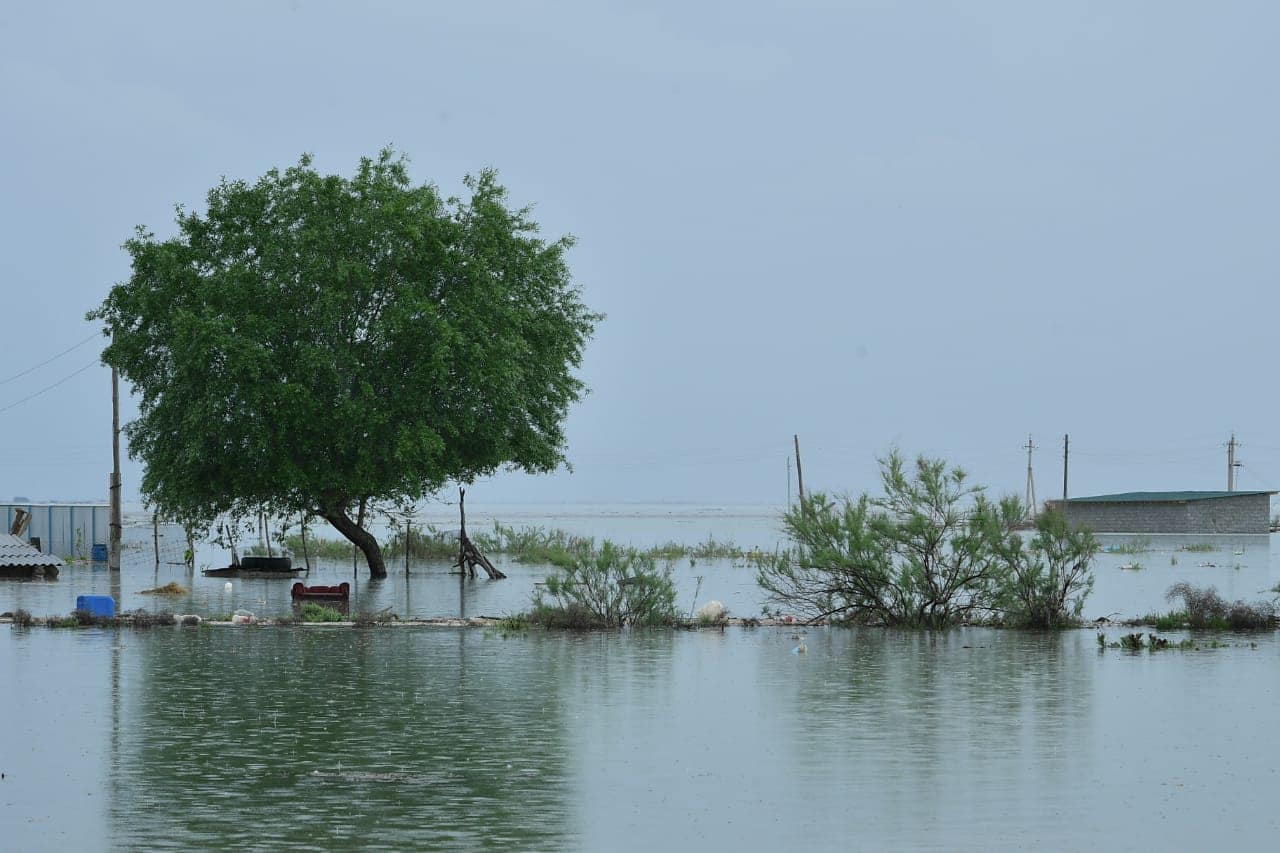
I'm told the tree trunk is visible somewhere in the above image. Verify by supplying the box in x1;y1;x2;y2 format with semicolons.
322;506;387;579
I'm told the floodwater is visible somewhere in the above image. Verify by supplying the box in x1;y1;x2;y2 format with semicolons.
3;626;1279;850
3;505;1277;622
3;506;1280;850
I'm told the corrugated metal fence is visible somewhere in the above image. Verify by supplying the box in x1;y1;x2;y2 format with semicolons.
0;503;109;559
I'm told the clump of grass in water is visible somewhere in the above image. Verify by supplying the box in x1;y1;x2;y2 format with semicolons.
1177;543;1218;553
138;581;188;596
299;603;345;623
10;609;34;628
1106;536;1153;555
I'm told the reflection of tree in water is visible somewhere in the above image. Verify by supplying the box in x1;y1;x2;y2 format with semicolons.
111;629;574;849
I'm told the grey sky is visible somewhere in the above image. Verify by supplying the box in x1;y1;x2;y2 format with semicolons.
2;1;1277;507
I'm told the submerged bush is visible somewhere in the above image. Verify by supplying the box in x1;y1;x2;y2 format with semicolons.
10;609;33;628
997;510;1099;629
531;541;677;628
1164;583;1276;631
757;452;1098;628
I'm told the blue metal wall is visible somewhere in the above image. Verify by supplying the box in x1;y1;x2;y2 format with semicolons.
0;503;109;558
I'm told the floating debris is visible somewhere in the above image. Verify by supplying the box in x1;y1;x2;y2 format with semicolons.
138;581;187;596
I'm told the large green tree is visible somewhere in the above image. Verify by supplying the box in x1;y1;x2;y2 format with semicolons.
90;150;598;577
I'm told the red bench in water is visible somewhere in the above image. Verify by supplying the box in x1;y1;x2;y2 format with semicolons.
290;582;350;601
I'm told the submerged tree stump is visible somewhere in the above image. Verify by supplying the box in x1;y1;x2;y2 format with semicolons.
455;488;505;579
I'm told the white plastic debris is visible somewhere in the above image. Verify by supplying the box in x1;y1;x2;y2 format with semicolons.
231;609;255;625
224;581;233;593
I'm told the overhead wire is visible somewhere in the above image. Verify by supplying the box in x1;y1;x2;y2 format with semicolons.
0;360;99;415
0;331;100;386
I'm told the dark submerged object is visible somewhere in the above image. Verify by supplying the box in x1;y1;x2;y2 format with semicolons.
239;556;293;572
291;581;350;601
202;566;303;578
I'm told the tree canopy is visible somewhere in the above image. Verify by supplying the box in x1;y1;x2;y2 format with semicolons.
90;150;598;577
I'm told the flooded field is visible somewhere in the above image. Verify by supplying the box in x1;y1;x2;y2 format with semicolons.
3;506;1280;850
0;505;1276;623
4;625;1279;850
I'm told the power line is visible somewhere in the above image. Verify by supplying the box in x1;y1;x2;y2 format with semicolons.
0;360;99;414
0;332;99;386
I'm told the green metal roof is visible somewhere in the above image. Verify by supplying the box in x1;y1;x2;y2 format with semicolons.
1065;490;1275;504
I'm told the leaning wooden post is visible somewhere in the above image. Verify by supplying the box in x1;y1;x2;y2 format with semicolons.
152;512;160;570
793;434;807;516
300;513;312;574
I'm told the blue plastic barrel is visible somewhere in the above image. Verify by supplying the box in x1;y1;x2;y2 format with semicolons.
76;595;115;619
91;544;108;562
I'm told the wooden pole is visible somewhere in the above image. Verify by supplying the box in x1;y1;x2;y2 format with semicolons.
152;512;159;570
793;435;806;513
1062;433;1070;514
109;346;122;573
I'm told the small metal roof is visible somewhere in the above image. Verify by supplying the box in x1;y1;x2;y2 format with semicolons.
0;533;64;567
1065;490;1275;504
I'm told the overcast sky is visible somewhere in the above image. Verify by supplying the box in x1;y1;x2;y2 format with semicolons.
2;1;1277;508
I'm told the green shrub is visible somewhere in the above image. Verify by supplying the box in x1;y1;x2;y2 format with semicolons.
757;452;1097;628
1165;583;1275;631
531;541;677;628
299;602;345;623
998;509;1098;629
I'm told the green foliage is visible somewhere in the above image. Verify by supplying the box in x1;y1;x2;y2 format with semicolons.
996;509;1098;629
757;452;1092;628
89;150;599;577
532;541;677;628
1176;542;1218;553
10;609;33;628
299;603;345;623
1104;536;1152;555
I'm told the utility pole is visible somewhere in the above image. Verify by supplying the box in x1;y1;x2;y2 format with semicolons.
1227;433;1241;491
1061;433;1070;512
109;342;122;573
793;435;806;512
786;456;792;510
1024;434;1038;519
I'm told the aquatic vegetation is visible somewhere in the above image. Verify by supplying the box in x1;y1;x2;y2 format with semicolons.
246;521;759;574
9;609;33;628
758;453;1097;628
1118;562;1144;571
1104;536;1153;555
1176;543;1218;553
299;603;345;623
530;541;677;629
1164;583;1276;631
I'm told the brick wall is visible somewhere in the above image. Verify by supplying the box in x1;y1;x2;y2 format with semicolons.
1047;493;1271;534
